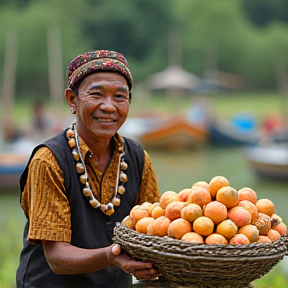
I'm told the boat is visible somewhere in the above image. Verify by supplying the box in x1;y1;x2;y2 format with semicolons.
0;154;28;191
139;117;208;150
243;143;288;180
209;117;260;146
118;115;166;141
0;137;37;191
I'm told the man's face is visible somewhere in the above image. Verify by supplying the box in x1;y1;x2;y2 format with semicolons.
74;72;130;142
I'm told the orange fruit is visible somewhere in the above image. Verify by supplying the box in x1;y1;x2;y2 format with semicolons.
216;186;238;209
237;187;257;204
178;188;191;202
160;191;181;209
255;213;271;235
165;201;187;221
205;233;228;245
193;216;214;236
256;199;276;217
167;218;192;239
227;206;251;227
188;185;212;208
140;202;153;211
130;207;150;226
203;201;227;225
181;203;203;223
144;202;160;216
216;219;238;240
192;181;209;189
257;235;272;243
238;224;259;243
135;217;155;234
267;229;281;242
121;215;135;229
238;200;259;225
147;223;155;235
181;232;204;244
229;234;250;245
272;222;287;236
208;175;230;199
151;216;171;237
151;206;165;219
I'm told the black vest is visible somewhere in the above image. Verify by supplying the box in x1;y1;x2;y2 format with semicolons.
16;129;145;288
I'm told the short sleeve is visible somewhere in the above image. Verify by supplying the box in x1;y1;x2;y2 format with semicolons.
21;147;72;244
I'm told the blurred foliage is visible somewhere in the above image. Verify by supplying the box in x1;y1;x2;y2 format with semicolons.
242;0;288;27
0;0;288;100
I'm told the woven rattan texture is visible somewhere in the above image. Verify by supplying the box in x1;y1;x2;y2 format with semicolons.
113;223;287;288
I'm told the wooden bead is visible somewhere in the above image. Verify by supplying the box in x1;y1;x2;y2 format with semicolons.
80;174;87;184
112;197;121;206
72;149;80;161
83;187;92;197
66;129;75;138
68;138;76;148
117;185;125;195
76;163;85;173
104;203;115;216
89;198;100;208
120;172;128;183
120;161;128;170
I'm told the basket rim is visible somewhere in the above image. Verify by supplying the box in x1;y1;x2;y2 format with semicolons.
114;222;288;258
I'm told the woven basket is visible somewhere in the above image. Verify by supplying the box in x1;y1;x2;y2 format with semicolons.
113;223;288;288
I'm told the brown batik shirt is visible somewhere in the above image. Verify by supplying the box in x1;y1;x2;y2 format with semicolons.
21;133;160;244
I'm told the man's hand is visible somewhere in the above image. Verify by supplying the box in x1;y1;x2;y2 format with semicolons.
107;244;160;281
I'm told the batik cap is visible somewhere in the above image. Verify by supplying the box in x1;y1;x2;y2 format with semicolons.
67;50;133;91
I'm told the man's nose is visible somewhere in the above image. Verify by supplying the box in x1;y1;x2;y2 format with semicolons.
99;96;117;111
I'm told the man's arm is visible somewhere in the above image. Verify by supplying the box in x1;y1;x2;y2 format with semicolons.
42;241;160;281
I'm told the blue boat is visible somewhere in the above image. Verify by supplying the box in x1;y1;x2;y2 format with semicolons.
209;115;260;146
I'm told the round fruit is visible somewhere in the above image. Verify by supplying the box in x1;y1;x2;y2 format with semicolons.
203;201;227;225
167;218;192;239
216;186;238;209
216;219;238;240
135;217;154;234
208;175;230;199
238;224;259;243
256;199;276;217
181;232;204;244
165;201;187;221
181;203;203;223
193;216;214;236
160;191;181;209
205;233;228;245
237;187;257;204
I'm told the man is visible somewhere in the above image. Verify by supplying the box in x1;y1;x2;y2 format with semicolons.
16;50;161;288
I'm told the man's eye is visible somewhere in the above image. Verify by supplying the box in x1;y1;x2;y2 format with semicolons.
115;94;128;99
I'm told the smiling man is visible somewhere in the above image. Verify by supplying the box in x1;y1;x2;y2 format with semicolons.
16;50;161;288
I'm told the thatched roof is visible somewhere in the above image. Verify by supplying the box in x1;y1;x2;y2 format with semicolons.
146;65;200;90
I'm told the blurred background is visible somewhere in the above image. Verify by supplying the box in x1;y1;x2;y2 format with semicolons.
0;0;288;287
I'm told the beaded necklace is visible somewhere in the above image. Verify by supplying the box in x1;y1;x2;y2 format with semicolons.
66;123;128;216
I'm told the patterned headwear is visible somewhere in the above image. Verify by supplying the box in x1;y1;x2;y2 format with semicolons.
67;50;133;91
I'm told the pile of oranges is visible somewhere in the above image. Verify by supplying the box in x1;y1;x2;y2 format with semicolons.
122;176;287;245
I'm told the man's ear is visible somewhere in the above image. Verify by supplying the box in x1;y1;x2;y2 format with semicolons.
65;88;77;114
